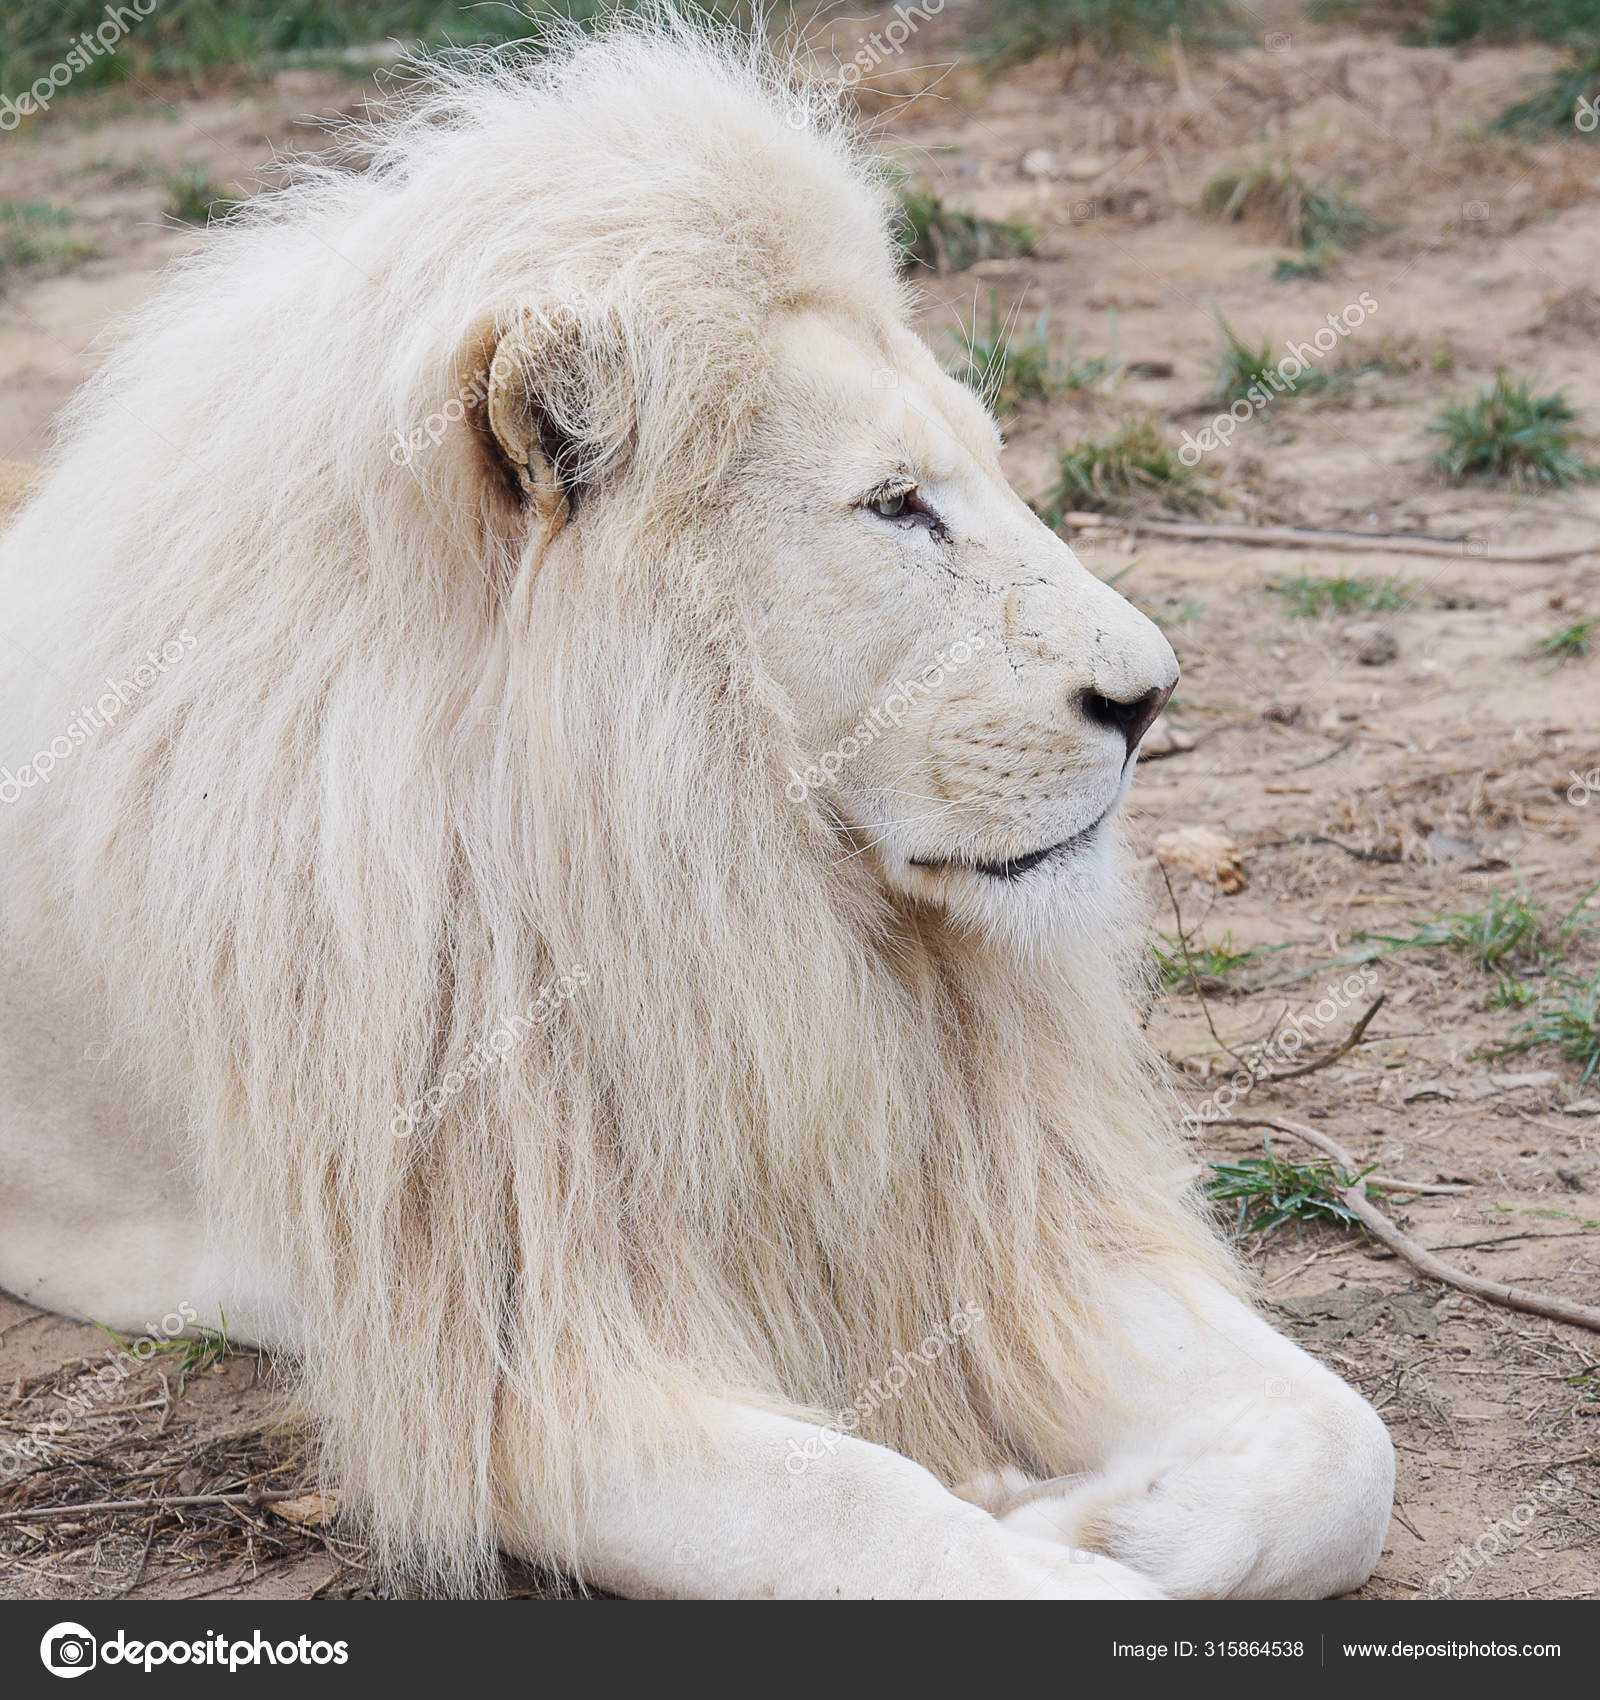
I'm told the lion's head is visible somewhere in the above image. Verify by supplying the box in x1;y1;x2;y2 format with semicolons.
457;82;1176;949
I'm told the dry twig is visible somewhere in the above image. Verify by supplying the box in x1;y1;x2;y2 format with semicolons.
1066;513;1595;563
1257;991;1386;1081
1210;1115;1600;1333
0;1488;304;1525
1157;860;1254;1073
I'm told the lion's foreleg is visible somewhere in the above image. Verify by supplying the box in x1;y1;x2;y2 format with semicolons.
494;1397;1166;1600
984;1267;1395;1599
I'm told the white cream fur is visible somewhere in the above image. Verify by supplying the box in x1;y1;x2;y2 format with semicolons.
0;11;1391;1597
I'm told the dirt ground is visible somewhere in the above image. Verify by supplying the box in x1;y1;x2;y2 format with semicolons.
1;6;1597;1600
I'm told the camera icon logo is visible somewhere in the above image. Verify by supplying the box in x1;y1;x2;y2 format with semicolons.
40;1623;97;1677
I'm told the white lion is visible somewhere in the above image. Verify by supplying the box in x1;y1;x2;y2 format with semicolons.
0;14;1392;1598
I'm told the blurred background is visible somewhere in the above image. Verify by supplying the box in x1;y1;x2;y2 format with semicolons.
2;1;1597;1603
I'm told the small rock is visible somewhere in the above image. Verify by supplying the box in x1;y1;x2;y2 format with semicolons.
1276;1285;1437;1341
1555;1150;1598;1188
1426;828;1479;865
1138;718;1196;759
1346;621;1398;665
1019;147;1057;178
1063;154;1112;181
1153;826;1247;893
1561;1098;1600;1116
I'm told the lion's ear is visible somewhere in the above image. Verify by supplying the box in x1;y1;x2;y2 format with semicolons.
480;302;634;535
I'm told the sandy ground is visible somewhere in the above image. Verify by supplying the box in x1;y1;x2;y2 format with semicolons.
1;9;1597;1599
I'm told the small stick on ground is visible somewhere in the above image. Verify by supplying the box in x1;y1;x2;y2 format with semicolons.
1360;1176;1470;1197
1210;1114;1600;1333
0;1488;305;1525
1065;514;1596;563
1257;991;1386;1081
1157;860;1255;1074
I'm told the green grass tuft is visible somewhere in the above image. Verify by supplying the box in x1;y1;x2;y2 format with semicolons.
972;0;1238;69
1058;308;1123;391
0;1;622;101
1045;416;1218;518
1154;931;1286;991
1272;248;1335;282
1488;973;1542;1010
1410;0;1600;47
949;298;1059;414
896;187;1035;276
1429;372;1598;487
1494;970;1600;1084
1209;313;1332;406
1536;614;1599;661
0;200;95;284
1494;43;1600;134
157;164;240;225
91;1316;233;1397
1266;573;1417;618
1356;883;1596;974
1201;156;1388;255
950;299;1121;413
1566;1363;1600;1407
1205;1138;1376;1240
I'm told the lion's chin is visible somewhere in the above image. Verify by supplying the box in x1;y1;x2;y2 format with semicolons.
893;814;1124;951
906;810;1110;884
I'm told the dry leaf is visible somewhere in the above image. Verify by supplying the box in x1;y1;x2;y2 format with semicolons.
1153;826;1246;893
269;1490;339;1529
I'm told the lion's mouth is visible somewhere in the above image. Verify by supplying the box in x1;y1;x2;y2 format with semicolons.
908;812;1108;882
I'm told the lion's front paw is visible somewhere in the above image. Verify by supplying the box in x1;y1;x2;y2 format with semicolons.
1004;1541;1168;1601
994;1475;1104;1552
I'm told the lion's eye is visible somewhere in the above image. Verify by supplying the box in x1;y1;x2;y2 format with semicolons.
863;485;940;530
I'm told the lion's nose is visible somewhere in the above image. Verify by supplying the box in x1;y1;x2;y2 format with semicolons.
1077;678;1176;758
